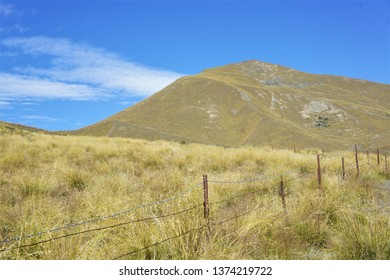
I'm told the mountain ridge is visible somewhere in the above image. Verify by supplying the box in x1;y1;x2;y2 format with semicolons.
74;60;390;150
0;120;52;135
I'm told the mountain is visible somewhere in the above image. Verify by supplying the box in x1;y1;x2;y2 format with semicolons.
75;60;390;150
0;121;52;135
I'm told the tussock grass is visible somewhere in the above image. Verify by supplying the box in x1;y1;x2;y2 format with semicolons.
0;131;389;260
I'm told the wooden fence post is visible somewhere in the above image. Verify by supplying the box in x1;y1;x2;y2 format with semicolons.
203;175;209;219
342;157;345;180
366;151;369;165
377;147;380;165
385;155;388;172
202;174;210;237
355;144;359;177
280;175;287;214
317;154;323;195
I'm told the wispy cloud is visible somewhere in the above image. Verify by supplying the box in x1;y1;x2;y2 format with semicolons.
21;102;40;106
0;101;12;109
1;36;184;102
0;3;28;33
0;3;15;17
0;23;29;33
0;2;24;18
0;72;110;101
20;115;60;122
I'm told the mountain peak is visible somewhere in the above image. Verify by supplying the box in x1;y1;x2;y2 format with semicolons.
200;59;298;83
236;59;276;66
75;61;390;150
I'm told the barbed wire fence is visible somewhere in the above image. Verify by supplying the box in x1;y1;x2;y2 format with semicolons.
0;143;389;259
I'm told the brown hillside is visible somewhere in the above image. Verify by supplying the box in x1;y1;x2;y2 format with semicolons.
75;60;390;150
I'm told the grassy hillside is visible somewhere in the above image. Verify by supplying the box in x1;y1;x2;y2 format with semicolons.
0;130;389;260
75;60;390;150
0;121;53;136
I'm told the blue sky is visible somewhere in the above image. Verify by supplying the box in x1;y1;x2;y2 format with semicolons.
0;0;389;131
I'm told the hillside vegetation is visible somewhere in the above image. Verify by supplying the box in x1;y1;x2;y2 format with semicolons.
75;60;390;150
0;121;52;136
0;129;389;260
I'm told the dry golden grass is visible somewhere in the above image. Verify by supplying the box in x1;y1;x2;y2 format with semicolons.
0;130;389;260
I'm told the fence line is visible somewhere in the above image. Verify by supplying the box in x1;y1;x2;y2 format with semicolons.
0;181;203;244
209;171;312;207
208;169;314;207
207;168;300;185
0;204;201;254
209;185;275;206
108;143;390;259
112;199;281;259
211;196;281;227
1;166;305;245
212;204;265;226
366;145;390;152
0;172;308;255
1;143;389;259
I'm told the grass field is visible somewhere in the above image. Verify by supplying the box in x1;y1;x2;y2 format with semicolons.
0;128;389;260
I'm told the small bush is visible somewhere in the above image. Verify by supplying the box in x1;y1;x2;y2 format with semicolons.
66;171;90;191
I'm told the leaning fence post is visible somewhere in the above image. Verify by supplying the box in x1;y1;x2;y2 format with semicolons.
355;144;359;177
202;174;210;237
317;154;323;195
377;147;380;165
280;175;287;214
342;157;345;180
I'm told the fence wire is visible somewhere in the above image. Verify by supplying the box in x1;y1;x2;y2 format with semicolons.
212;196;280;227
209;185;275;206
208;168;300;185
0;204;202;254
112;225;206;260
0;181;203;244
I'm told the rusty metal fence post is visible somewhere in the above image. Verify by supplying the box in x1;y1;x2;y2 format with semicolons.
355;144;360;177
280;175;287;214
203;175;209;219
342;157;345;180
317;155;323;195
202;174;210;237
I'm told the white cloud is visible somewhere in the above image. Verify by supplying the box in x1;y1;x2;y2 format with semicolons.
0;72;110;100
20;115;60;122
21;102;39;106
0;101;12;109
1;36;184;101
